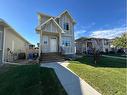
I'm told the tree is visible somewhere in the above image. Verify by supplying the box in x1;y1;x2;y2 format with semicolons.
112;32;127;48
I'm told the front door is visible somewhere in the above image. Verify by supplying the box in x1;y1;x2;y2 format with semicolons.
50;38;57;52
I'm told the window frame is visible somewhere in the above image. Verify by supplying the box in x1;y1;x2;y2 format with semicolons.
63;23;69;31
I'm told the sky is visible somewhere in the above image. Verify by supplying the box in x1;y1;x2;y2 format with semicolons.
0;0;126;45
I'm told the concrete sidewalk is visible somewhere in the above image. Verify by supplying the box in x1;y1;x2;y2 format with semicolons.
41;62;101;95
102;55;126;60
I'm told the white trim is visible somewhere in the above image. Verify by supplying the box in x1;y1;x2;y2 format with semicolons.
38;12;55;18
39;30;43;56
2;27;5;63
51;21;52;32
0;18;30;44
37;17;65;33
54;10;76;24
50;38;57;52
52;18;65;33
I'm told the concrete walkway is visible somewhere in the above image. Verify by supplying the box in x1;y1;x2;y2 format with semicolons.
41;61;101;95
102;55;126;60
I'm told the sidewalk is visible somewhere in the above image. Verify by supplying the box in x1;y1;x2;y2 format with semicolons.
102;55;126;60
41;62;101;95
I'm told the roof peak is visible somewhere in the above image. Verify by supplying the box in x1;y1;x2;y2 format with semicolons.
38;10;76;23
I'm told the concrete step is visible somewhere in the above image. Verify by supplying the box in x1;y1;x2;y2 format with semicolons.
40;53;65;63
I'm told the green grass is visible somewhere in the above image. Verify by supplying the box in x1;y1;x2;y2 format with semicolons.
0;64;67;95
68;56;127;95
104;53;126;58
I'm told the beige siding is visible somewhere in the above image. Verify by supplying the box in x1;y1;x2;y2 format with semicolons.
4;28;29;61
59;13;75;54
59;13;73;35
43;20;61;33
41;35;58;53
40;16;50;24
61;36;74;54
38;11;75;55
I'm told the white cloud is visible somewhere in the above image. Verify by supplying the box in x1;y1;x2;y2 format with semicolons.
74;23;96;39
75;30;86;39
89;27;126;39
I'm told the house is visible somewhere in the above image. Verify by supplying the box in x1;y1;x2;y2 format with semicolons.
75;37;111;54
0;18;30;63
36;10;76;58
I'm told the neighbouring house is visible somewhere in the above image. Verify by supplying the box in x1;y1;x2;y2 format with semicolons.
0;18;30;63
75;37;112;54
36;10;76;58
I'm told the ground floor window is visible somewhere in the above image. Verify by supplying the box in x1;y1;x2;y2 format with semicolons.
62;40;71;46
62;37;72;47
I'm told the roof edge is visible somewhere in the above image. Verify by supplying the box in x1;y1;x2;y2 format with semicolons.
37;12;55;18
36;17;64;33
0;18;31;44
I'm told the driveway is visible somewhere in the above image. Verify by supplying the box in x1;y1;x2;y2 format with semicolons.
41;61;101;95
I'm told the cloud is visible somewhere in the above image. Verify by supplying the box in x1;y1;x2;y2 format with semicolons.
75;30;86;39
89;27;126;39
74;22;96;39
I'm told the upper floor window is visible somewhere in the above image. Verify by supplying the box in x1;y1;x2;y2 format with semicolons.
64;23;69;30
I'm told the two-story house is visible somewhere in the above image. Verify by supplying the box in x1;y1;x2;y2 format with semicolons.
36;10;76;58
75;37;111;54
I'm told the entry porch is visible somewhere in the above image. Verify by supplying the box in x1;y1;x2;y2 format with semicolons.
39;31;62;54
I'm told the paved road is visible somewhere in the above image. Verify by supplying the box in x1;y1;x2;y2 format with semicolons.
41;61;101;95
102;55;126;60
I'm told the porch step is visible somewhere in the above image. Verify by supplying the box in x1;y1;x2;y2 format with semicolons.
40;53;65;63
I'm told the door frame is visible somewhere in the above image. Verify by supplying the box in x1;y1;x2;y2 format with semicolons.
50;37;58;52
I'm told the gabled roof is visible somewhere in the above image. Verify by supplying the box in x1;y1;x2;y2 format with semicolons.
38;12;55;18
37;10;76;24
75;37;111;42
55;10;76;24
36;17;64;33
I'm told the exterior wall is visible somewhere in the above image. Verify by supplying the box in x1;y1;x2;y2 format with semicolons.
0;25;4;63
59;13;73;35
43;20;61;33
59;13;75;55
41;35;58;53
40;16;50;24
76;39;111;54
76;42;86;54
38;11;75;55
4;28;29;61
61;36;74;54
101;39;111;52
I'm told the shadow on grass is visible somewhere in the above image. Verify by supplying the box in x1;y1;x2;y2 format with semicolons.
0;64;67;95
74;55;126;68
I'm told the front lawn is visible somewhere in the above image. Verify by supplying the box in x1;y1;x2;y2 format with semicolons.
68;56;126;95
0;64;67;95
104;53;126;58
